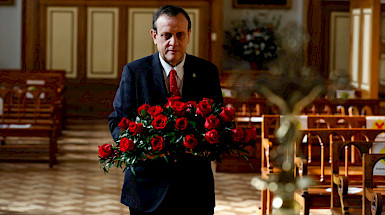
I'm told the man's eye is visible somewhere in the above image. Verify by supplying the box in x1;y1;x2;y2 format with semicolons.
162;33;171;40
176;33;185;39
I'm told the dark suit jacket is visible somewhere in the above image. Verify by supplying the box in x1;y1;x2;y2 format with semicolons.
108;53;223;212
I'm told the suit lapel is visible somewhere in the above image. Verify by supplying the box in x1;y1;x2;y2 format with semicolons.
182;54;195;101
152;53;168;105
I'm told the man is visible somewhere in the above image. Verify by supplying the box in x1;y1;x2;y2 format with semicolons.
108;5;223;215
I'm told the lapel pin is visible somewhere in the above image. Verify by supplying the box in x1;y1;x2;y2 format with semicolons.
192;73;196;78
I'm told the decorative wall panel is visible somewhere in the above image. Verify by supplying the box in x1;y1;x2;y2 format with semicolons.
361;8;373;91
46;7;78;78
329;12;350;80
127;8;200;63
87;7;119;79
351;9;361;88
127;8;156;63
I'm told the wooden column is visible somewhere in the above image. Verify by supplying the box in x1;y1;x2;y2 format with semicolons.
349;0;381;98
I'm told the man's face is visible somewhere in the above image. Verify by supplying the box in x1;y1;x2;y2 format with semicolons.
151;13;191;66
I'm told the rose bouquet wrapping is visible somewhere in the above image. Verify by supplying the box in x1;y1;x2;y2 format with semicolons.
99;96;257;173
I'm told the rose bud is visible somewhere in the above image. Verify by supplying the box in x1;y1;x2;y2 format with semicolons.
98;143;113;158
148;106;163;118
205;129;219;144
243;128;257;143
183;135;198;149
204;115;220;130
196;100;212;117
128;122;144;136
118;117;130;131
152;114;168;130
171;101;187;116
232;127;245;142
138;104;150;116
150;136;165;151
119;138;135;152
219;106;236;122
175;118;189;130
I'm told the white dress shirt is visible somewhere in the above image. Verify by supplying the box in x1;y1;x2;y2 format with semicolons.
159;53;185;96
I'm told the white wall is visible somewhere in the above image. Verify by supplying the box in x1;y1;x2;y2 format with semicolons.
0;0;21;69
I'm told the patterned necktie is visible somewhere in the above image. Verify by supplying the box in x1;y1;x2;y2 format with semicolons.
169;69;180;97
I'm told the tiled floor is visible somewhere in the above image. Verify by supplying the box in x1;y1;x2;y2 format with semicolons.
0;119;262;215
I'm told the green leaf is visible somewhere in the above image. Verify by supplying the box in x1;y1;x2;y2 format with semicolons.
130;166;136;176
189;121;196;128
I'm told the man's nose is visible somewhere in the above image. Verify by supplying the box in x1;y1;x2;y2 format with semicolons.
169;35;178;46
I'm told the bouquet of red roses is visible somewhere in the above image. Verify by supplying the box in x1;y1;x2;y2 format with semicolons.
99;96;257;173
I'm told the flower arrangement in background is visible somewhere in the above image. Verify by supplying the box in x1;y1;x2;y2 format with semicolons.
99;96;257;173
224;14;281;70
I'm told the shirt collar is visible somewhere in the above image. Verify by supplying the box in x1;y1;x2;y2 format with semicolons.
159;53;185;79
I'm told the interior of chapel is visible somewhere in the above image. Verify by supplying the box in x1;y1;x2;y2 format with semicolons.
1;0;385;214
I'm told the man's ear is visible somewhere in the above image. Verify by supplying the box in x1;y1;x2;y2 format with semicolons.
150;29;157;45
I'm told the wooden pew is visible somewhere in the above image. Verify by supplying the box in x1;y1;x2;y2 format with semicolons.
260;115;384;215
0;70;66;167
362;154;385;215
303;98;380;116
330;152;385;215
296;129;385;215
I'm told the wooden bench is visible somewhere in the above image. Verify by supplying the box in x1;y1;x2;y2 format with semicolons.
303;98;380;115
330;152;385;215
259;115;385;215
0;69;66;132
296;129;385;215
0;70;66;167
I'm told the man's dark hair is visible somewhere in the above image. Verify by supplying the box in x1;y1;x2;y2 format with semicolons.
152;5;191;33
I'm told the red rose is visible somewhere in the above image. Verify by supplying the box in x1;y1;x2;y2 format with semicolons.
138;104;150;116
186;101;197;113
171;101;187;116
205;129;219;144
196;100;212;117
148;106;163;118
232;128;245;142
202;97;214;105
187;101;196;108
183;134;198;149
151;135;165;151
120;138;135;152
243;128;257;143
175;117;188;130
152;114;168;130
128;122;144;135
219;106;236;122
204;115;220;130
98;143;113;158
118;117;130;131
164;96;181;108
241;145;254;156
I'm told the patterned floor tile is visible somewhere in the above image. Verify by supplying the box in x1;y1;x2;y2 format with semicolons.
0;119;327;214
